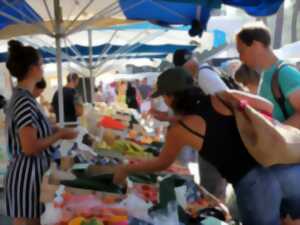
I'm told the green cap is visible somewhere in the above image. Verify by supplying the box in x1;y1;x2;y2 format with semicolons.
151;67;194;98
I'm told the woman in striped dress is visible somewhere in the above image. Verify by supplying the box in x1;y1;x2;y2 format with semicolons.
5;40;77;225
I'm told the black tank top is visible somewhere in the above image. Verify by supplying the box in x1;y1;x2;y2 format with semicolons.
179;96;258;185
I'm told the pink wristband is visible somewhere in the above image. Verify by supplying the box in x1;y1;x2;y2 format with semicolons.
239;100;248;111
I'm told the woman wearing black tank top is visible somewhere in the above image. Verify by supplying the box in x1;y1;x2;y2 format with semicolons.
114;68;300;225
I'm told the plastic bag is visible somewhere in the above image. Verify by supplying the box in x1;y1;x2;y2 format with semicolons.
119;193;153;222
151;202;181;225
41;203;63;225
82;104;102;137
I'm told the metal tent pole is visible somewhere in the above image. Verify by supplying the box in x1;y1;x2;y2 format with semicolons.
88;29;94;104
54;0;65;127
81;70;88;103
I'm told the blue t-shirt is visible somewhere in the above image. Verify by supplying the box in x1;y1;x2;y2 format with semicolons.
259;62;300;122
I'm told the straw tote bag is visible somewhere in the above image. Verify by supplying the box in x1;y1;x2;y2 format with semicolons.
217;92;300;167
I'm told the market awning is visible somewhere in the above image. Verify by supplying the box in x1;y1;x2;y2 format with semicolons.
119;0;284;36
0;0;284;40
0;0;138;39
0;43;197;63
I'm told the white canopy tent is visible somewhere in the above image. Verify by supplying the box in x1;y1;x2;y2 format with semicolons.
0;0;140;127
0;0;252;127
275;41;300;60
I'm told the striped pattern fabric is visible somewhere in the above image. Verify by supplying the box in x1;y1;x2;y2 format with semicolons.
5;88;53;218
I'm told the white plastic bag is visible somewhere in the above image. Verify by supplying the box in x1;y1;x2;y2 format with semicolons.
119;193;153;222
41;203;62;225
152;202;181;225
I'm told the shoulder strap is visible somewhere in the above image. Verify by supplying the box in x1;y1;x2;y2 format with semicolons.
178;121;205;139
271;63;289;119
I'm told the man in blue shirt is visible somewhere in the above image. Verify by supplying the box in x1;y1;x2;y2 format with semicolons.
235;24;300;224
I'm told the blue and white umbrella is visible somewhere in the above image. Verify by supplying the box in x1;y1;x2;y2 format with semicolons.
0;0;284;125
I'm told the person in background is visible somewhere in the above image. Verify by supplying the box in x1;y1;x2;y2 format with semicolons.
173;49;229;94
234;64;260;94
138;78;152;100
236;23;300;225
114;67;300;225
5;40;77;225
137;78;152;118
94;82;104;102
220;59;241;78
116;81;127;105
32;78;46;98
33;78;61;166
126;82;139;111
150;89;177;141
51;73;83;124
149;96;178;123
32;78;52;117
105;82;117;105
133;79;142;109
173;49;228;201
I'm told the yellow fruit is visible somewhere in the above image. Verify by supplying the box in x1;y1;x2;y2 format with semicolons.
68;217;86;225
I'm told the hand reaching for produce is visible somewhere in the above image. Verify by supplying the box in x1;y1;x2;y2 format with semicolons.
113;165;128;186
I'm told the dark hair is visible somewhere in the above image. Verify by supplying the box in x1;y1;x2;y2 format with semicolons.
67;72;79;83
170;86;207;115
0;95;6;110
173;49;193;66
237;26;271;47
235;64;260;86
6;40;40;81
35;78;47;90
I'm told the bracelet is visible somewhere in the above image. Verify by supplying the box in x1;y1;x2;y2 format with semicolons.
238;100;248;111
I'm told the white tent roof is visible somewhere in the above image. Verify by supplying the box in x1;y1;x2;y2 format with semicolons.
275;41;300;60
0;0;134;39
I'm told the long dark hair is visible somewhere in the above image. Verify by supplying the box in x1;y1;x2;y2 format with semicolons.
6;40;40;81
170;86;208;115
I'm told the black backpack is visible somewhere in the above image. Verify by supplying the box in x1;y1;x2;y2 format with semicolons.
199;65;243;90
271;63;299;120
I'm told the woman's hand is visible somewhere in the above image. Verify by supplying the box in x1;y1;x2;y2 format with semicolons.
113;165;128;185
57;128;78;140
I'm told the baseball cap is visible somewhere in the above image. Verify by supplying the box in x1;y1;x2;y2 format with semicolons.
173;49;193;66
151;67;194;98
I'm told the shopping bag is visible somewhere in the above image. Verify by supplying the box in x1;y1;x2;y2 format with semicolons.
217;92;300;167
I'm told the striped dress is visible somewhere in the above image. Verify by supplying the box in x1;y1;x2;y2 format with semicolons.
5;88;54;218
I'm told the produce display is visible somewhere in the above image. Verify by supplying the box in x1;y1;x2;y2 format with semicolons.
130;184;158;204
54;193;128;225
41;106;237;225
99;116;126;130
111;140;150;157
128;159;190;176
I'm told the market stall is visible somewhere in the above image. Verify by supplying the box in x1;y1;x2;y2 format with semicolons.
39;104;235;225
0;1;287;224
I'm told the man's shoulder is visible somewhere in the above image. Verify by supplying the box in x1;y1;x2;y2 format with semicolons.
280;64;300;77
